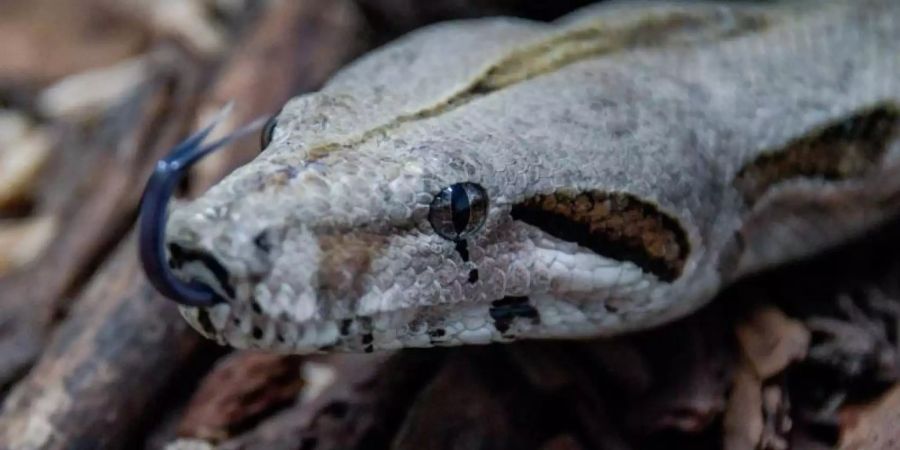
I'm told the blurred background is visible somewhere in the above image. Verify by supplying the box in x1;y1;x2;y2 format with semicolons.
1;0;900;449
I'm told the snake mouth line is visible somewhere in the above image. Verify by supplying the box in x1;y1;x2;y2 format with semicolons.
167;243;236;299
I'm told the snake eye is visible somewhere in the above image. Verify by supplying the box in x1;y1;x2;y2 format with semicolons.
428;182;488;241
260;115;278;151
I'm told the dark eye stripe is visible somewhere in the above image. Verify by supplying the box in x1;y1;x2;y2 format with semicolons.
511;191;689;282
734;103;899;204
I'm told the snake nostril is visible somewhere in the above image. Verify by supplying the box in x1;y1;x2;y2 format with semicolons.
167;242;188;270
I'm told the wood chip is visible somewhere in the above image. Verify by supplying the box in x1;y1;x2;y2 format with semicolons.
0;112;52;210
0;215;57;275
215;352;416;450
37;55;154;120
146;0;227;56
723;363;764;450
736;305;810;379
760;384;790;450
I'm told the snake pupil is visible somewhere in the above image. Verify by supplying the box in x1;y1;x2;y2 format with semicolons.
450;185;471;235
428;182;488;241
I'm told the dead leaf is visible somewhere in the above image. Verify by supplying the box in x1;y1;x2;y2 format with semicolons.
37;55;153;120
838;383;900;450
163;439;215;450
0;215;57;274
0;112;53;210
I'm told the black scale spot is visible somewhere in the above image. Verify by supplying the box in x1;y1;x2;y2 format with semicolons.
252;326;263;339
364;345;374;353
276;334;286;343
361;333;374;345
468;269;479;283
253;231;273;254
489;296;539;334
340;319;353;336
250;299;262;314
428;328;446;345
196;309;216;336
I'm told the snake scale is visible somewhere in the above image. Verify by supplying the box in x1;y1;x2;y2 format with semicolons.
159;0;900;353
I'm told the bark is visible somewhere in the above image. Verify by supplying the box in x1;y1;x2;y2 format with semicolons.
0;231;203;449
0;48;205;388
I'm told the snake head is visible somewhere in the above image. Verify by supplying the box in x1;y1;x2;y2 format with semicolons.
142;0;900;354
149;85;716;355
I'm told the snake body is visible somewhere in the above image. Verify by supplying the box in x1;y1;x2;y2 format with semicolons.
166;0;900;353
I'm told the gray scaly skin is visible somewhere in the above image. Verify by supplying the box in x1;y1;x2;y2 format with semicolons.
166;0;900;353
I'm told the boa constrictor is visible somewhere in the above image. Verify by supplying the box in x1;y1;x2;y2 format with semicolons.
163;0;900;353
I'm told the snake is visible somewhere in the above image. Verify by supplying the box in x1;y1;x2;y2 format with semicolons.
139;0;900;354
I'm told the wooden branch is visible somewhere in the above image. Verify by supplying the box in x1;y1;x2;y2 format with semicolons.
214;351;443;450
177;352;306;442
0;49;205;387
0;231;204;449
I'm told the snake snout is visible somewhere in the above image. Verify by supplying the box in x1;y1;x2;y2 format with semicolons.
138;103;267;308
166;241;236;300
